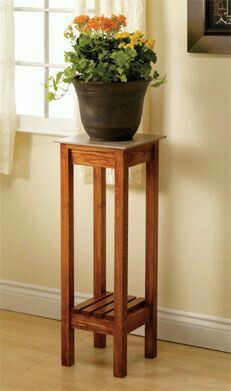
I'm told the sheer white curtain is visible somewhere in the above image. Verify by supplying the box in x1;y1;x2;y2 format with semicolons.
74;0;149;184
0;0;16;175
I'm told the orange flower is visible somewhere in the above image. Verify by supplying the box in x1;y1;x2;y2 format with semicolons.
112;14;126;27
87;16;100;30
73;15;89;24
117;14;126;25
86;15;121;32
71;14;127;33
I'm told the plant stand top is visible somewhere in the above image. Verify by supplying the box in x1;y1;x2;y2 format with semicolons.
56;133;165;150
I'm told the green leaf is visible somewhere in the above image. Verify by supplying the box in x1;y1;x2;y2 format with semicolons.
56;71;63;83
85;73;93;82
45;30;164;95
46;92;56;102
151;74;167;88
79;35;91;47
153;71;160;79
120;74;127;82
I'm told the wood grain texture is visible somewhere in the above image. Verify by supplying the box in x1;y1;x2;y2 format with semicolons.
145;143;159;359
71;313;114;336
60;145;74;367
105;297;146;321
81;295;115;317
60;137;163;377
127;307;148;333
73;292;112;313
72;294;145;332
93;295;136;319
113;150;129;378
71;149;115;168
93;167;106;348
125;144;154;167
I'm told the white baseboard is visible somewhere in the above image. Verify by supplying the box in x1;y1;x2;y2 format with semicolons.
0;279;230;353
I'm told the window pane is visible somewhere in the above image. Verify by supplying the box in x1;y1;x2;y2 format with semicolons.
14;0;44;7
15;66;44;116
49;0;74;8
15;12;44;62
49;12;74;64
86;0;95;9
48;68;74;119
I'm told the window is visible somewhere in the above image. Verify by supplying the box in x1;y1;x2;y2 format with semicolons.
14;0;96;135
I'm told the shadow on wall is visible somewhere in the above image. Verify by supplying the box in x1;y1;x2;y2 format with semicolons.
10;132;33;180
147;0;230;316
157;141;229;316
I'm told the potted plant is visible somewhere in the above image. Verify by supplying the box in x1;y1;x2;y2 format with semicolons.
46;14;165;141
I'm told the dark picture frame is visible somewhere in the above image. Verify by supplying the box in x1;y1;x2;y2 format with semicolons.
188;0;231;54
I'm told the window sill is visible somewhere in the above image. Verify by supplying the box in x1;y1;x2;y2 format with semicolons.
16;115;74;137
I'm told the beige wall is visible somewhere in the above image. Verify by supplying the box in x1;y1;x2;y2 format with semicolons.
0;0;230;318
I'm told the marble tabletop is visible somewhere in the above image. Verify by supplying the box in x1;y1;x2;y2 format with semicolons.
56;133;166;150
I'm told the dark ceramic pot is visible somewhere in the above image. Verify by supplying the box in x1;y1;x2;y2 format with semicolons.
72;78;151;141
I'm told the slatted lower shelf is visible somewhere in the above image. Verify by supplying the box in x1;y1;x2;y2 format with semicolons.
71;292;148;335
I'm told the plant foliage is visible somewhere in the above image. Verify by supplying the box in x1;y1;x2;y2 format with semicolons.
45;15;166;101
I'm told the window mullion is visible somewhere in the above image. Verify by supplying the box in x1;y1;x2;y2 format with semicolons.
14;1;96;134
15;61;66;68
14;7;73;13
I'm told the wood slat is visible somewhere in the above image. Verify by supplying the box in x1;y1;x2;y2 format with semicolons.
72;292;112;313
71;149;115;168
127;307;147;333
80;295;115;316
71;313;114;336
105;298;145;321
93;295;137;319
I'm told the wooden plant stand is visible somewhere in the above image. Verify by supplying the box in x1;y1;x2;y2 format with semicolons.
58;134;165;378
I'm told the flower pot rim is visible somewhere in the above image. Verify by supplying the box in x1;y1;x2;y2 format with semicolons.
72;77;152;85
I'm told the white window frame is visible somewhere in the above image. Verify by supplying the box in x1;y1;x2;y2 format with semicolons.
14;1;95;136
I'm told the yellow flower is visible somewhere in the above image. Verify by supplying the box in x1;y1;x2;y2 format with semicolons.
124;43;134;49
140;38;146;43
64;31;68;38
134;30;143;38
121;32;130;38
129;30;144;45
130;35;138;45
115;31;130;39
145;38;155;49
118;42;125;48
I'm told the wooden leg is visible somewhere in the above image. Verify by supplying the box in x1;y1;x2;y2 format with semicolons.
113;152;128;378
60;145;74;366
93;167;106;349
145;143;159;359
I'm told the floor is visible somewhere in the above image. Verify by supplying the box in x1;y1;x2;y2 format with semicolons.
0;310;230;391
